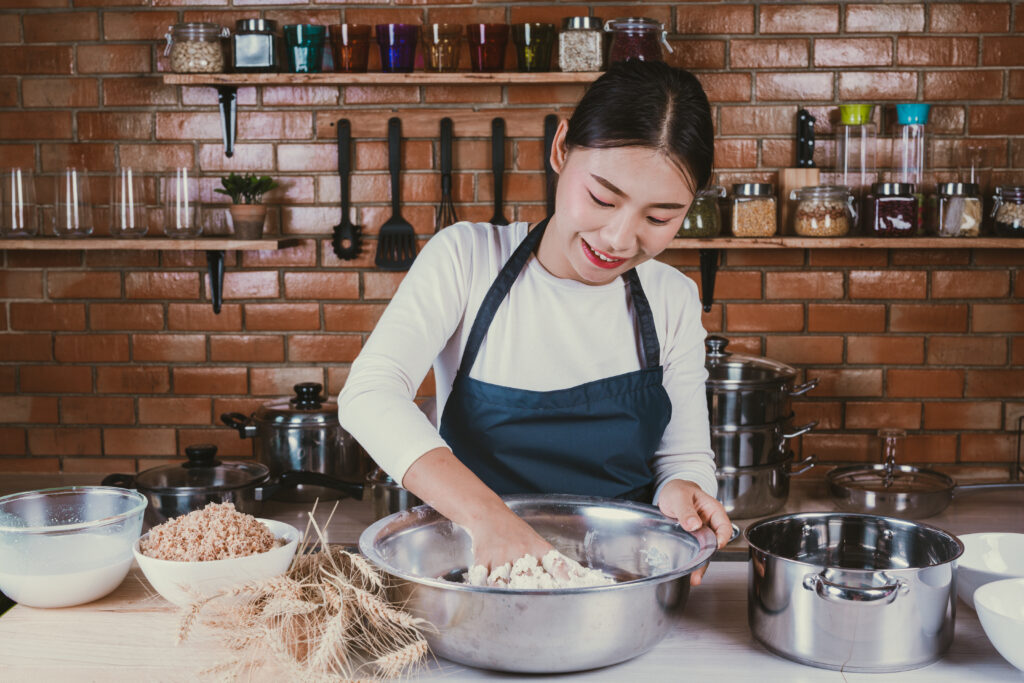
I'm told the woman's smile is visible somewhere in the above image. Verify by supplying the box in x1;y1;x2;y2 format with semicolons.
580;238;627;269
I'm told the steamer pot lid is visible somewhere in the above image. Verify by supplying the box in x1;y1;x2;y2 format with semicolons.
705;335;798;385
135;444;269;492
254;382;339;427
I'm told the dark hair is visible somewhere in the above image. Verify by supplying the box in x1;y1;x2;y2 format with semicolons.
565;61;714;193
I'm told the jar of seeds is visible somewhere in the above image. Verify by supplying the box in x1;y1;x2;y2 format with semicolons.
790;185;856;237
678;185;724;237
934;182;982;237
165;22;227;73
992;185;1024;237
730;183;777;237
558;17;603;72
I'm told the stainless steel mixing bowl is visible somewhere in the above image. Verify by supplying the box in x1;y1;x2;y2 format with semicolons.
358;494;717;673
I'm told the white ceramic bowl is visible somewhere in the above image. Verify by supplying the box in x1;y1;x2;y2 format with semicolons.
975;578;1024;671
134;518;300;606
956;533;1024;609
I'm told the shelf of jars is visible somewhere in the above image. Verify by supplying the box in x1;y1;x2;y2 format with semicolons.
162;72;599;86
665;236;1024;249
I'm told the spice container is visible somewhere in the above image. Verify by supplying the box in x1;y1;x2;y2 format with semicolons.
730;183;777;237
512;23;555;72
605;17;672;63
992;185;1024;237
558;17;603;72
864;182;917;237
329;24;371;73
934;182;982;237
422;23;461;72
790;185;856;237
165;23;227;74
678;186;724;237
231;19;278;72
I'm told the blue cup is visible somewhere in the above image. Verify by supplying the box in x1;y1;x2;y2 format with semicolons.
896;103;931;125
283;24;326;73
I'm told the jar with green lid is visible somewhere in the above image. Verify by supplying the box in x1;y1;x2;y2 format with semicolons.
934;182;981;237
677;185;724;237
164;22;228;74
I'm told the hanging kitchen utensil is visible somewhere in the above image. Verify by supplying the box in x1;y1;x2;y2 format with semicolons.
331;119;362;260
436;117;458;232
779;108;820;232
374;116;417;271
543;113;558;216
490;116;509;225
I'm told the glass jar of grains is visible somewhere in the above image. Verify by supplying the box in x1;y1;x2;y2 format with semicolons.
934;182;982;237
165;22;227;74
992;185;1024;237
677;185;724;237
558;17;603;72
790;185;856;237
730;183;777;237
864;182;917;237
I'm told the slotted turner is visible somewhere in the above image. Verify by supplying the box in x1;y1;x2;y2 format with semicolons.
375;117;417;271
490;117;509;225
331;119;362;260
436;117;458;232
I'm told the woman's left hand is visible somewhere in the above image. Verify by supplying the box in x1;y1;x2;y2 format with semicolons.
657;479;733;586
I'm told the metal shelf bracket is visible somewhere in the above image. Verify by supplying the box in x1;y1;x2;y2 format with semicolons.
699;248;721;313
206;250;225;314
216;86;237;158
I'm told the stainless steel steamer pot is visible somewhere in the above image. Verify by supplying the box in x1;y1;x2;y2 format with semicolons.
221;382;371;502
715;454;815;518
711;420;816;468
359;494;717;674
744;512;963;672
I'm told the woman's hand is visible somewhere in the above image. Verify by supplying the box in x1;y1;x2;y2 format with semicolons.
657;479;733;586
464;507;557;582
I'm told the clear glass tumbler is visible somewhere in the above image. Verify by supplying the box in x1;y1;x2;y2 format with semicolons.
1;167;38;237
163;168;202;238
110;167;149;237
54;167;93;237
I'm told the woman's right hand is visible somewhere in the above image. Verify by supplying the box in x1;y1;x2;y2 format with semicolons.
465;506;555;574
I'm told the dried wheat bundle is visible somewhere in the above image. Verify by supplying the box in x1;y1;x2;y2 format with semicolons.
177;502;431;682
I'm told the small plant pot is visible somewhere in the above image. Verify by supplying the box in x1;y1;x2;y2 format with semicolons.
228;204;267;240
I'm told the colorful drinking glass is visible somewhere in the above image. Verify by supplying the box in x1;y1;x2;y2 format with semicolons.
512;23;555;72
422;23;462;72
466;23;508;72
283;24;326;74
375;23;419;73
328;24;371;73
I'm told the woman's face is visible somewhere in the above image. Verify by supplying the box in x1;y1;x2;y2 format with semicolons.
538;121;695;286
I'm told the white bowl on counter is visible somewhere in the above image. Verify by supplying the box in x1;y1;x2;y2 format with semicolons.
974;578;1024;671
957;532;1024;609
133;518;300;607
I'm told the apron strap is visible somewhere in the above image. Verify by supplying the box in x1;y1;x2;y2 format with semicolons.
622;269;661;370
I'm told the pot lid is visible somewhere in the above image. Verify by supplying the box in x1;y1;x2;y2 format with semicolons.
255;382;339;427
134;444;269;493
828;464;954;495
705;336;798;386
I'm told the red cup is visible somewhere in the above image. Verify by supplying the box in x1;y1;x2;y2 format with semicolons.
466;23;508;72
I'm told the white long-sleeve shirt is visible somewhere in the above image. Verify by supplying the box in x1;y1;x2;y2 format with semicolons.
338;221;717;501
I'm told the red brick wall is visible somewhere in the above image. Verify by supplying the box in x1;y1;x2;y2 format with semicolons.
0;2;1022;475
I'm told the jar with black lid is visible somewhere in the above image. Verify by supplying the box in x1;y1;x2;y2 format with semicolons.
730;183;777;237
232;19;279;72
605;17;673;63
864;182;917;237
992;185;1024;236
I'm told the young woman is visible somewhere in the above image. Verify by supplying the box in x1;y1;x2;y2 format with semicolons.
339;60;731;584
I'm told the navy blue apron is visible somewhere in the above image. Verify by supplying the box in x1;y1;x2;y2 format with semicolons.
438;218;672;501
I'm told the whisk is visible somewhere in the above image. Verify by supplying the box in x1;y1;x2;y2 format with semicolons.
436;117;458;232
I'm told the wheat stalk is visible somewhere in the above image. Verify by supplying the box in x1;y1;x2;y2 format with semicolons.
372;639;429;678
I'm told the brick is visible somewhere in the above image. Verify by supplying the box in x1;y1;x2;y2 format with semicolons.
705;270;761;300
930;3;1010;33
887;369;964;398
924;71;1004;101
288;334;362;362
839;72;917;101
78;112;153;141
814;38;892;68
77;44;151;74
239;111;313;140
96;366;170;394
281;272;359;300
760;4;839;34
250;367;325;397
928;337;1007;366
846;3;925;33
720;105;797;136
10;303;85;331
765;336;844;365
0;396;58;424
222;271;279;300
132;334;205;363
729;39;808;69
0;77;17;107
0;457;60;473
244;303;320;331
27;428;102;456
973;304;1024;332
39;143;115;173
890;304;968;333
61;457;136;474
0;46;73;74
848;270;927;299
262;85;339;107
808;304;886;333
896;37;978;67
45;272;119;300
125;272;200;300
0;272;43;299
807;249;888;268
89;303;164;331
890;249;970;267
118;144;194;172
24;11;98;42
138;397;212;425
0;334;53;362
364;272;406;299
55;334;130;362
970;106;1024;135
424;84;502;105
103;428;177;457
20;365;92;394
960;433;1016;463
102;11;178;40
209;335;285;362
765;272;844;300
676;4;754;34
812;369;883;397
167;304;242;332
931;271;1010;299
0;112;73;140
23;78;98;108
199;144;275;172
103;77;177;106
923;401;1002;431
61;396;134;424
967;370;1024;398
665;39;726;70
724;304;803;332
756;72;833;102
323;303;385;332
845;401;921;430
0;428;26;455
173;367;248;395
155;112;221;141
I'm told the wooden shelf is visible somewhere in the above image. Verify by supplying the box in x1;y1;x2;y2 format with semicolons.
162;72;600;86
0;237;299;251
667;236;1024;249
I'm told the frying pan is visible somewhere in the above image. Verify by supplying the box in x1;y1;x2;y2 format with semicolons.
827;463;1024;518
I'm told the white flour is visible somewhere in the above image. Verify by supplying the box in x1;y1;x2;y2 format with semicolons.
0;533;133;608
464;549;616;589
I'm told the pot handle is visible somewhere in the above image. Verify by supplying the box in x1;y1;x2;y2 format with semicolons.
788;454;816;476
256;470;365;502
220;412;258;438
803;572;907;605
101;473;136;489
788;378;819;397
782;420;818;440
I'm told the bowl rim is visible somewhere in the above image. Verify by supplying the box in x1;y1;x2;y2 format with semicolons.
133;517;300;567
974;577;1024;619
358;493;718;595
0;486;148;535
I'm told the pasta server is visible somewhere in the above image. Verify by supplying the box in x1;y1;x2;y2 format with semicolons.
331;119;362;260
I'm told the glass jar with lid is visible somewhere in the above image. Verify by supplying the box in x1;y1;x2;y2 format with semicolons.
992;185;1024;236
165;22;228;74
232;19;279;72
864;182;917;237
934;182;982;237
605;17;673;63
678;185;725;237
730;183;777;237
790;185;856;237
558;17;603;72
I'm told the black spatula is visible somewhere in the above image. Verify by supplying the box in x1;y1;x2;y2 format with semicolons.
490;117;509;226
331;119;361;260
543;114;558;216
374;117;417;271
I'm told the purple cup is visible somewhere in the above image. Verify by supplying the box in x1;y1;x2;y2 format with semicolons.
376;23;419;73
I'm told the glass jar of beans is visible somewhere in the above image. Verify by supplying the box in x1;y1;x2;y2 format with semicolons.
992;185;1024;237
730;183;777;237
165;23;227;74
864;182;917;237
790;185;856;237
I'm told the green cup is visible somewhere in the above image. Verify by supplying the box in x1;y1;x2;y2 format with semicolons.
284;24;326;73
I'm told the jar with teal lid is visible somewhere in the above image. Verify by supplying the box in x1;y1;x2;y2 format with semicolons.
835;103;877;231
678;185;724;237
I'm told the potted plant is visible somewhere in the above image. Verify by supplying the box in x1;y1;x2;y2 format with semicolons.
215;172;278;239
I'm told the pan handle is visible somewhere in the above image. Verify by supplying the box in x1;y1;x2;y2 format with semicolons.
255;470;366;502
788;378;819;397
955;481;1024;494
788;454;816;476
803;572;907;605
783;420;818;440
220;412;257;438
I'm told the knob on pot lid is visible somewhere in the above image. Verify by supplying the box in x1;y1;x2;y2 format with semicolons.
704;335;799;386
254;382;340;427
134;444;270;493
